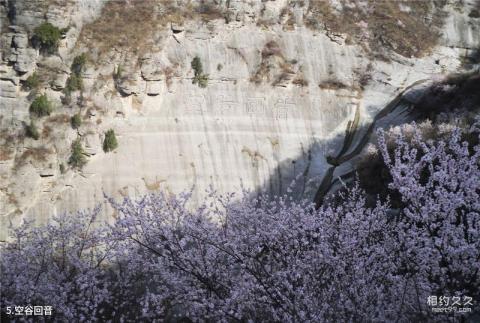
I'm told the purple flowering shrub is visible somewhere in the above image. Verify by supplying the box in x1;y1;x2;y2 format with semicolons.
0;208;116;320
377;121;480;314
1;120;479;322
111;189;394;321
0;209;148;321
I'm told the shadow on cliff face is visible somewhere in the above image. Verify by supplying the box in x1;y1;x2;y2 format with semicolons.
251;71;480;209
249;130;349;203
253;83;424;206
463;48;480;69
414;72;480;119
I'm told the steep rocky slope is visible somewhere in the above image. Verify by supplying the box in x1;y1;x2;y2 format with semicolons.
0;0;479;239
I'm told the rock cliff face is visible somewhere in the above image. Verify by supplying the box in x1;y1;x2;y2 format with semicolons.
0;0;479;239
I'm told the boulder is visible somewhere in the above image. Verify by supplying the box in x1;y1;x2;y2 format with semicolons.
141;56;168;81
12;34;28;49
146;81;162;96
82;67;96;79
171;22;184;34
84;133;102;156
116;80;140;96
41;56;69;73
51;73;69;91
13;48;37;73
0;80;17;98
0;65;20;85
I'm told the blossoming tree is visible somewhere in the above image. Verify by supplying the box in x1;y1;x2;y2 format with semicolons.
1;120;479;322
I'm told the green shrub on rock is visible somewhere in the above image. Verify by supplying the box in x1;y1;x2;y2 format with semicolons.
191;56;208;88
71;113;82;129
32;22;61;53
64;54;87;96
103;129;118;153
71;53;87;75
25;121;40;140
68;139;87;169
113;65;123;81
24;72;40;90
65;74;83;94
191;57;203;75
29;94;53;117
194;74;208;88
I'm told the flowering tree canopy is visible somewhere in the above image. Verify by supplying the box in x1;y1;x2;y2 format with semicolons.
1;120;479;322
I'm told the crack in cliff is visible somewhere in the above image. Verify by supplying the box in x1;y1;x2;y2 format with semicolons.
314;78;430;208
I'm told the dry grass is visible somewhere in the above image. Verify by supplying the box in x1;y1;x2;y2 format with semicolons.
7;192;18;206
319;80;348;90
250;60;272;84
251;41;306;86
252;41;294;85
279;7;296;31
352;63;373;90
292;76;308;87
303;0;446;58
20;147;52;162
0;146;13;161
196;1;226;22
279;61;294;74
163;65;178;88
79;0;229;58
143;177;165;191
79;0;189;56
261;40;284;59
272;72;293;86
42;125;52;138
273;61;295;86
46;114;70;124
256;19;273;28
0;127;22;161
14;146;53;170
